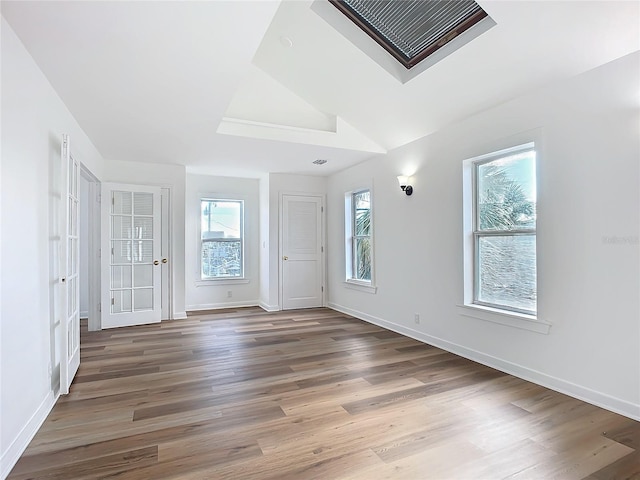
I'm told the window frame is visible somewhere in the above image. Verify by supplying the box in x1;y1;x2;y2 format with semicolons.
472;147;537;316
461;137;551;334
199;198;245;281
345;188;376;293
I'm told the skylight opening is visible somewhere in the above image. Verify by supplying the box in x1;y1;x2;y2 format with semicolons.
329;0;489;70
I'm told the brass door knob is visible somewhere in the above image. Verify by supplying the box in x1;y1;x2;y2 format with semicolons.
162;258;168;264
153;260;160;265
283;256;288;260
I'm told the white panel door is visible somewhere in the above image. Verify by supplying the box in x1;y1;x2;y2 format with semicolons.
281;195;324;310
60;134;80;394
101;183;162;328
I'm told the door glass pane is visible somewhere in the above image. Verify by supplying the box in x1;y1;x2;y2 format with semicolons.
133;265;153;288
112;191;132;215
133;241;153;263
477;235;536;312
68;157;74;198
72;199;78;236
111;266;132;288
71;238;78;275
133;217;153;239
134;192;153;215
112;216;132;239
112;241;132;264
68;238;73;275
68;277;74;317
134;288;153;311
72;161;78;198
112;290;132;313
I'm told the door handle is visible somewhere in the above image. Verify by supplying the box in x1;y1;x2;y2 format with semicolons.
162;258;168;264
283;256;288;260
153;260;160;266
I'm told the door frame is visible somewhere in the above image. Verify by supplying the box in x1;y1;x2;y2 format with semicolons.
80;164;101;331
160;187;172;320
278;192;326;310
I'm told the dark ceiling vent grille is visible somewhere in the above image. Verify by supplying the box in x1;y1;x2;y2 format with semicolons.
330;0;489;69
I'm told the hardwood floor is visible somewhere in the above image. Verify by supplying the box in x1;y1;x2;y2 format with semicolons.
8;307;639;479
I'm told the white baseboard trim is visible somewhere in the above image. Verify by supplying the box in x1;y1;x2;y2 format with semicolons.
327;302;640;422
1;391;57;479
79;310;89;319
259;302;280;312
172;311;188;320
186;301;258;312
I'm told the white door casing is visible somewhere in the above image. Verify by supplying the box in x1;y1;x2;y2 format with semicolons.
161;188;171;320
281;195;324;310
59;134;80;394
101;183;162;328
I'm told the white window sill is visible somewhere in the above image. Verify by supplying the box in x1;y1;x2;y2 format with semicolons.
196;278;250;287
457;304;551;334
344;280;377;294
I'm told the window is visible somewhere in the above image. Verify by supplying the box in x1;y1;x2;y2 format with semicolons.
472;144;537;315
330;0;489;69
200;199;243;279
346;189;372;283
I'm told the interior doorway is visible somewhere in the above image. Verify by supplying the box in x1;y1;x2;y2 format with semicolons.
79;166;101;331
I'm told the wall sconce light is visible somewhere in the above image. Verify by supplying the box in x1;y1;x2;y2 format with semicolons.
397;175;413;196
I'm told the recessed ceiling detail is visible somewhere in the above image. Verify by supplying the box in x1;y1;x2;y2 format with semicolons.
329;0;489;69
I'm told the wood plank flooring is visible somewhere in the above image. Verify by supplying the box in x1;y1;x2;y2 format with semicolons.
8;307;640;479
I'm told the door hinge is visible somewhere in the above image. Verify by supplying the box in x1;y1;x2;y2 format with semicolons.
98;302;101;312
111;298;114;306
321;246;324;253
321;206;324;213
321;286;324;292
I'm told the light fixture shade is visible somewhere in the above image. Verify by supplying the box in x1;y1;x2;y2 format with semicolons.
397;175;409;187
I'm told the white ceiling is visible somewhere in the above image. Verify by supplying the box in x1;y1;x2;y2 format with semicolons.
2;0;639;178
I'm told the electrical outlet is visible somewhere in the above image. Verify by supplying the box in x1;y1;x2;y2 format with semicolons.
227;290;232;298
414;313;420;324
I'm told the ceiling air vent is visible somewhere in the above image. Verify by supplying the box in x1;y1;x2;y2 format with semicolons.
330;0;489;70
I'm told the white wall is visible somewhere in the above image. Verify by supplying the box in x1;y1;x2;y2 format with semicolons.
327;52;640;420
102;160;187;319
1;17;104;477
185;173;260;310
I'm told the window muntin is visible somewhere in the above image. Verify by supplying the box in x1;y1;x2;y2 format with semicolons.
473;147;536;314
200;199;243;279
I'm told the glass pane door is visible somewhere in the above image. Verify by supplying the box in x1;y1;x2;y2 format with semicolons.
102;184;161;328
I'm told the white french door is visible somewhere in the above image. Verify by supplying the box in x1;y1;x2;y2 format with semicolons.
281;195;324;310
60;134;80;394
101;183;162;328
